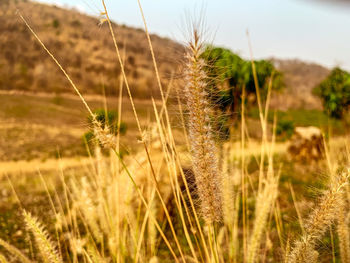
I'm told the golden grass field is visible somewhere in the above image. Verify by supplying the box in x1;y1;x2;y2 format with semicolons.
1;0;350;263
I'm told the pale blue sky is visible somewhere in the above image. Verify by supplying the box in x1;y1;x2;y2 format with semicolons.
38;0;350;70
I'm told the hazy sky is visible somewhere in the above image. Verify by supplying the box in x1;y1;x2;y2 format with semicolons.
38;0;350;70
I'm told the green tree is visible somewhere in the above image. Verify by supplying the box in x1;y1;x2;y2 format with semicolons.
313;67;350;119
201;46;283;118
200;46;283;140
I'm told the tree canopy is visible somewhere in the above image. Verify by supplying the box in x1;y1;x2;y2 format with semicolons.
313;67;350;119
201;46;284;116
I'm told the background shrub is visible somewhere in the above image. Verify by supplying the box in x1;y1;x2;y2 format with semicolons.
313;67;350;118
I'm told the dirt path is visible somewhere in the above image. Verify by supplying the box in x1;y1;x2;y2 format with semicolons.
0;157;92;175
0;89;162;105
0;139;291;175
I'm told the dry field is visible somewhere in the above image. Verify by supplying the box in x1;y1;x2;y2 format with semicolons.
1;1;350;263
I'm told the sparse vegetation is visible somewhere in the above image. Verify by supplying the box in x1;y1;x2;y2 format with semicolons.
52;18;60;28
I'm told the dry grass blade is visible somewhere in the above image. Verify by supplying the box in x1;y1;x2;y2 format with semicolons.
0;238;32;263
17;12;94;118
100;1;187;261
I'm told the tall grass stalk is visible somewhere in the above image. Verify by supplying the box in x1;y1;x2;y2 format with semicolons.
245;49;279;263
337;195;350;263
100;2;187;260
184;29;222;223
136;2;208;258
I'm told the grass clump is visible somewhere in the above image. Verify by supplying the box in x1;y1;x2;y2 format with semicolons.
84;108;127;150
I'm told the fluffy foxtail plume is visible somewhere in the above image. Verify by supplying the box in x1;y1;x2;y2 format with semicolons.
287;169;350;263
23;210;63;263
92;118;117;150
184;29;222;223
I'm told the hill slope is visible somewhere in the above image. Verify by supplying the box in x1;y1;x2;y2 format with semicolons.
271;58;330;110
1;0;332;108
0;0;183;97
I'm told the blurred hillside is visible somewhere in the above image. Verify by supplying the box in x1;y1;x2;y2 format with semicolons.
0;0;183;97
0;0;331;107
271;58;330;110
